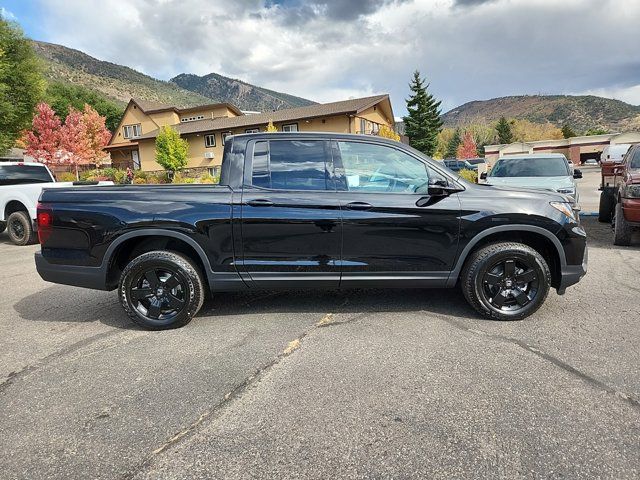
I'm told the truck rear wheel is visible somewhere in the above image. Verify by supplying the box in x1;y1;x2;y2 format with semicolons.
613;202;632;246
119;250;205;330
461;242;551;321
598;191;615;223
6;211;36;246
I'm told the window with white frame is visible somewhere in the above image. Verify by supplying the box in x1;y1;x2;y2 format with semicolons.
221;132;232;145
205;134;216;147
245;128;259;133
282;123;298;132
359;118;366;134
123;124;142;139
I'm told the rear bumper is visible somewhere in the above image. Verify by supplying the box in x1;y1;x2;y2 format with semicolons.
35;252;109;290
557;245;588;295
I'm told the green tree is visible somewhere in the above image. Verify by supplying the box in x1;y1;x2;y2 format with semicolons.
561;124;576;139
445;128;461;158
584;127;608;136
0;18;45;154
402;70;442;156
155;126;188;174
495;116;513;144
45;82;123;131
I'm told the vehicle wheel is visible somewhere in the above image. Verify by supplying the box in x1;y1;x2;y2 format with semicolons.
613;202;632;246
6;211;36;246
119;250;205;330
461;242;551;321
598;191;615;223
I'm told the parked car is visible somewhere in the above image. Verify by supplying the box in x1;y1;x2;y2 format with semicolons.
583;158;599;166
443;159;476;172
0;161;113;245
480;154;582;202
466;157;489;177
36;133;587;329
607;144;640;245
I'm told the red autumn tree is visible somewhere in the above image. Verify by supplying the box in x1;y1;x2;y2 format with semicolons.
80;104;111;163
456;131;477;159
23;103;62;164
59;107;90;166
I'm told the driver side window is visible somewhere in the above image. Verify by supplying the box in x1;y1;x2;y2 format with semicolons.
335;141;437;193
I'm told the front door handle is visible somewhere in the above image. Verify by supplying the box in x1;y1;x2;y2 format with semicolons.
345;201;373;211
246;199;274;207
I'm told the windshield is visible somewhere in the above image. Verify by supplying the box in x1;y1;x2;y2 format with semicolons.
489;157;570;177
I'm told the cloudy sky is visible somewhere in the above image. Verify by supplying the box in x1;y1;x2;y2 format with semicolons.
3;0;640;115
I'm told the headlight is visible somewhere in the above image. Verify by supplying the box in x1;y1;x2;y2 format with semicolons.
550;201;578;220
557;187;576;195
624;185;640;198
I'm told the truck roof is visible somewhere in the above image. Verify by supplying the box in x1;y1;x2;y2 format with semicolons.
497;153;568;160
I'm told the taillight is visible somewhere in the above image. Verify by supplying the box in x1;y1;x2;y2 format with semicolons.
37;203;53;245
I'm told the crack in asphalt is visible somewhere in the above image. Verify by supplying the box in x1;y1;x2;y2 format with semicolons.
124;302;373;480
0;329;124;394
435;313;640;411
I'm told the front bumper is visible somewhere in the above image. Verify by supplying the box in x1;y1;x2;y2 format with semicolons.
35;252;109;290
557;245;588;295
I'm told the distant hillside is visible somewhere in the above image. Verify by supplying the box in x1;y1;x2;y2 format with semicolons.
443;95;640;133
32;41;218;107
171;73;316;112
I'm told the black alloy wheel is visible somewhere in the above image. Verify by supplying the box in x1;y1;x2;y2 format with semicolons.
6;211;35;246
461;242;551;321
119;250;204;329
481;258;539;311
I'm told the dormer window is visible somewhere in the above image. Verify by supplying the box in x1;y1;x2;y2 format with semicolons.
123;124;141;139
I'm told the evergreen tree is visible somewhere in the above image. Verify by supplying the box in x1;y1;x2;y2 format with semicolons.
495;116;513;144
402;71;442;156
445;129;461;158
0;18;45;154
561;124;576;139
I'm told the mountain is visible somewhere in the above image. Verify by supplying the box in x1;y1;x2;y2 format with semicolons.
170;73;316;111
442;95;640;133
32;41;211;108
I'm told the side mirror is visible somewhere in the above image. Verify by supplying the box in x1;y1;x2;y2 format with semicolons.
573;169;583;179
427;178;449;196
480;172;487;180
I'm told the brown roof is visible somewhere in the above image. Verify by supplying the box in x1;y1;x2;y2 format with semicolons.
137;94;390;140
131;98;243;116
132;98;174;112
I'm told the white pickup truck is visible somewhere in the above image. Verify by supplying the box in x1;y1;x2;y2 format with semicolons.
0;161;112;245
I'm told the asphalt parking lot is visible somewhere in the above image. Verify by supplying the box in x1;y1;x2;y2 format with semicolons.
1;216;639;479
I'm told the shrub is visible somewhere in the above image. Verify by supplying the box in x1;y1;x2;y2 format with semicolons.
113;170;126;184
199;172;219;184
134;170;148;181
133;177;147;184
458;168;478;183
183;177;196;184
57;172;77;182
172;172;185;184
378;125;401;142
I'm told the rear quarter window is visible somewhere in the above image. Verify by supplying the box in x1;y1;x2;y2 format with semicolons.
0;165;53;185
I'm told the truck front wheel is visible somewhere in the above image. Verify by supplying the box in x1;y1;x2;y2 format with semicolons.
461;242;551;321
598;191;615;223
6;211;36;246
119;250;205;330
613;202;632;246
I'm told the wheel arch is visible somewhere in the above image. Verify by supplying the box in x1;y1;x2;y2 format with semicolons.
4;199;30;220
104;229;214;289
448;225;566;288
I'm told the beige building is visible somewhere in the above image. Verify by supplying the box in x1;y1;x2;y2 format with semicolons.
106;95;395;173
484;132;640;165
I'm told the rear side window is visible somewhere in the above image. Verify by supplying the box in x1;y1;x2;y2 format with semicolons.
251;140;330;190
631;148;640;169
0;165;53;185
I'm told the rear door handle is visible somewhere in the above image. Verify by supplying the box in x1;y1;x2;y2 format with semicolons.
345;201;373;211
246;199;274;207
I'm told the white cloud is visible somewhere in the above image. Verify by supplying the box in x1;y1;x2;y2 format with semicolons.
35;0;640;114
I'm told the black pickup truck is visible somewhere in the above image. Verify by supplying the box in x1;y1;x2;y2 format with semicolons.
36;133;587;329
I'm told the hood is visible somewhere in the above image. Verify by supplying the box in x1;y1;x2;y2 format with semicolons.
467;182;570;203
485;175;573;192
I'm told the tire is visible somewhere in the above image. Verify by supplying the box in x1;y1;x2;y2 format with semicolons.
461;242;551;321
119;250;205;330
613;202;632;246
6;211;36;246
598;191;615;223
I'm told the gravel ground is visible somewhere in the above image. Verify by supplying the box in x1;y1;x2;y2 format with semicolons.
0;217;638;479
